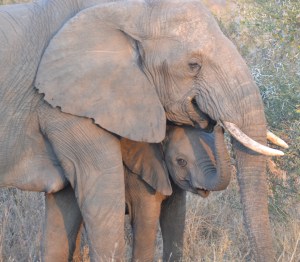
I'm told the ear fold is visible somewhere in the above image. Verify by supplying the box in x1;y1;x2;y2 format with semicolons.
121;138;172;196
35;4;165;143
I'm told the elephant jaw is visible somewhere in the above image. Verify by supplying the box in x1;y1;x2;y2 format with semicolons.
164;94;216;132
184;97;216;132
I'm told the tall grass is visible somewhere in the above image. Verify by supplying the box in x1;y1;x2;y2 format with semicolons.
0;0;299;261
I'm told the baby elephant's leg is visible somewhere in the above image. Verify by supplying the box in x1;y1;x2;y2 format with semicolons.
43;185;82;262
160;183;186;262
125;171;165;262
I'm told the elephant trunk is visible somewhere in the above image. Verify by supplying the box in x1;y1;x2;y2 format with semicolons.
232;110;274;261
196;70;275;260
211;125;231;191
192;125;231;192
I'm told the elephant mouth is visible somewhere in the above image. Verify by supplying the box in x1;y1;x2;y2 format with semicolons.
180;180;210;198
188;98;216;132
196;188;210;198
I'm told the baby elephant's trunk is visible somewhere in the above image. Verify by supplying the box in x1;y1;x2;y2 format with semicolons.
199;125;232;191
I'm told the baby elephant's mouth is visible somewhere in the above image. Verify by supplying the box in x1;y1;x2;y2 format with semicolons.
179;180;210;198
196;188;210;198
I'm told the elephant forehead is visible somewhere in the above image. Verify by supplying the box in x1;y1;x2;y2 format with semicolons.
145;0;215;38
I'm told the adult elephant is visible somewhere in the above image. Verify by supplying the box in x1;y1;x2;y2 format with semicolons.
43;125;231;262
0;0;287;261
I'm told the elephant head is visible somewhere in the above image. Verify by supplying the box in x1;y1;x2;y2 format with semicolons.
164;125;231;198
120;125;231;198
35;0;287;260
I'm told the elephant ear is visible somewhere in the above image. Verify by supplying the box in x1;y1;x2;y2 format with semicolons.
35;5;165;143
121;138;172;196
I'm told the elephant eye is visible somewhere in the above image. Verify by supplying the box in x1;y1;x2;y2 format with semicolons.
176;158;187;167
188;62;201;74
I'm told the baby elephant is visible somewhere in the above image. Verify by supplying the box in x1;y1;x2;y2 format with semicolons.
43;125;231;262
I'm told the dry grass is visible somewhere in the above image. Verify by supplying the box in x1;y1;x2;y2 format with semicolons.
183;176;300;261
0;0;299;261
0;179;299;261
0;189;44;261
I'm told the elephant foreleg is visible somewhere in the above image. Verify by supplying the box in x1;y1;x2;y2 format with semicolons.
43;185;82;262
160;183;186;262
125;171;164;262
39;106;125;261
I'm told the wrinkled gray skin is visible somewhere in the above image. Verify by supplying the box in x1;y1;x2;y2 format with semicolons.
0;0;274;260
43;125;231;262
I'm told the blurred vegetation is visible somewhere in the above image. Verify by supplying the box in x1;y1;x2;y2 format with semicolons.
0;0;299;261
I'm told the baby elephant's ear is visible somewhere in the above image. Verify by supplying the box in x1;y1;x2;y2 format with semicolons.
35;5;165;143
121;138;172;196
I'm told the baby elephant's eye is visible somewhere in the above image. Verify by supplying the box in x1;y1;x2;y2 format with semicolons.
176;158;187;167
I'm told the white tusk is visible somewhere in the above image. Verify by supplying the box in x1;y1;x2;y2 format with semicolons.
267;130;289;149
223;121;284;156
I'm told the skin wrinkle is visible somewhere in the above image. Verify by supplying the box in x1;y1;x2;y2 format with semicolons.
232;117;269;258
2;62;34;106
237;166;268;258
1;4;56;109
197;64;236;123
205;50;263;127
237;92;265;128
195;156;216;175
148;1;208;39
47;121;106;172
161;60;185;103
145;0;163;39
0;29;9;46
214;69;238;111
197;79;213;117
84;186;122;223
0;93;34;175
141;39;175;103
40;114;120;201
0;10;20;35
